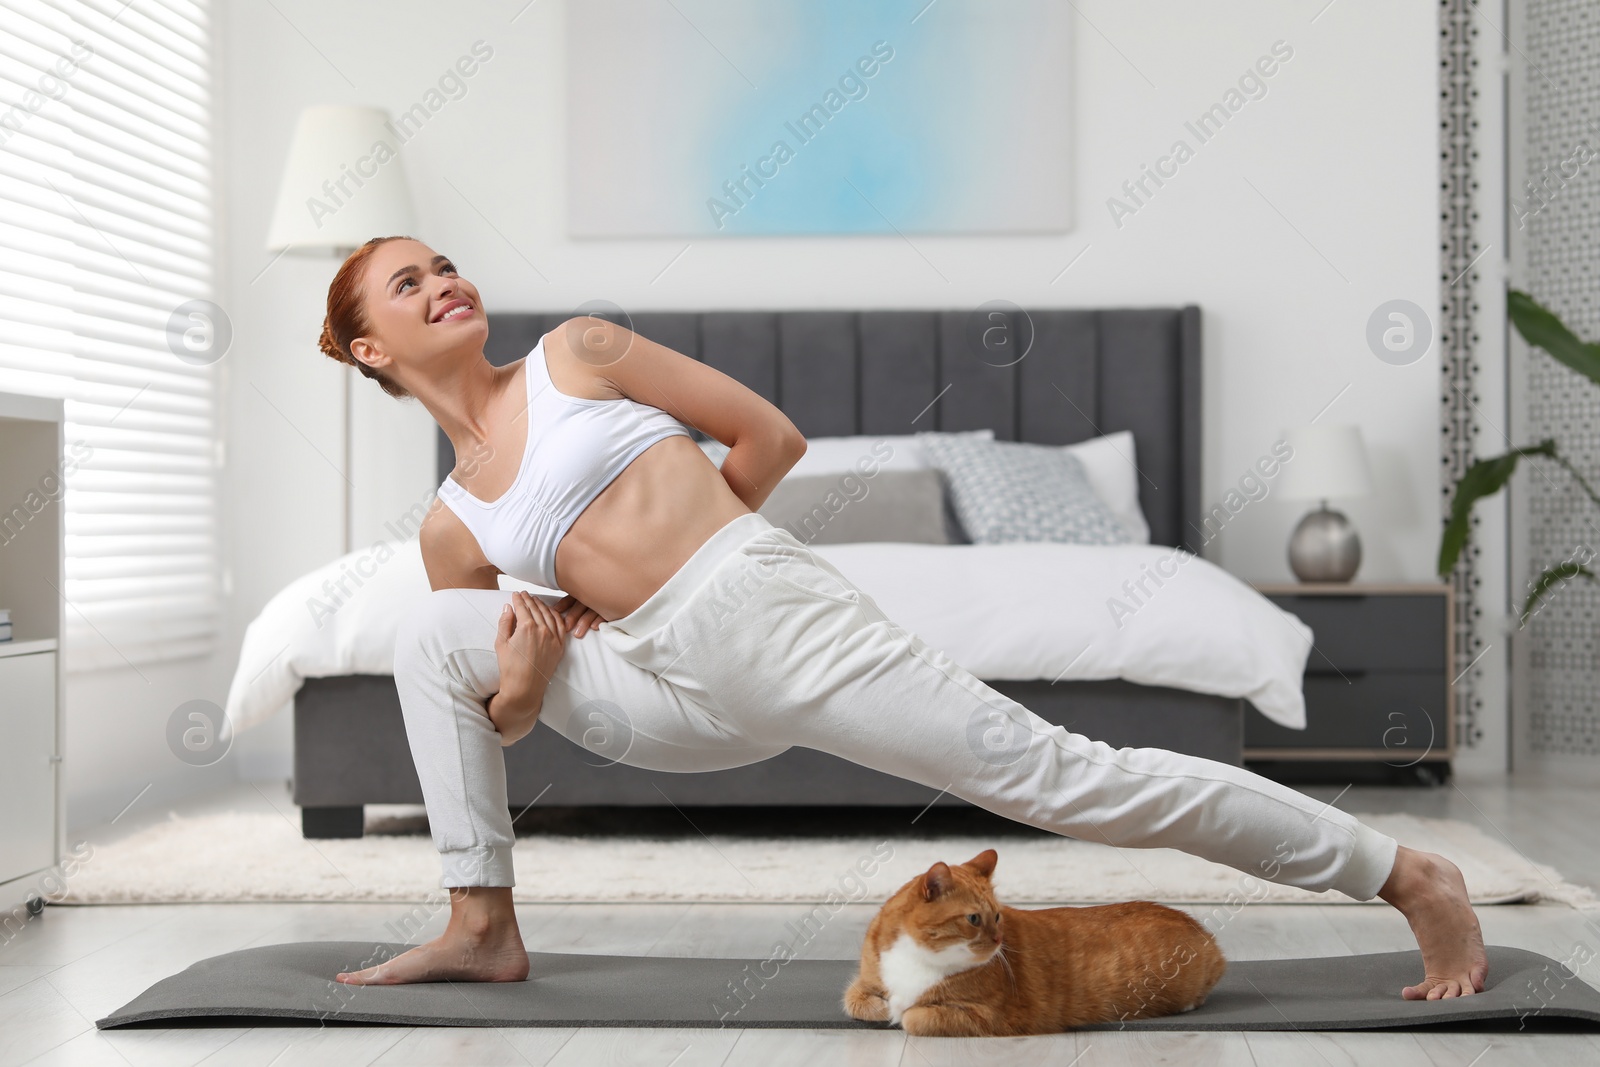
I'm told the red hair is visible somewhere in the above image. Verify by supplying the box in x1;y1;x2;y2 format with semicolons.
317;235;413;400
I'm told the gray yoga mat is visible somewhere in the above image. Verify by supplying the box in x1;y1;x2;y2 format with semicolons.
98;942;1600;1031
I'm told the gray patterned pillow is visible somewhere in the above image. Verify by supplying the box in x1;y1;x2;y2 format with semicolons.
915;432;1131;545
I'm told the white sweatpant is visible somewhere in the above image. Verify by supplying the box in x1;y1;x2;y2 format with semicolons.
393;511;1397;897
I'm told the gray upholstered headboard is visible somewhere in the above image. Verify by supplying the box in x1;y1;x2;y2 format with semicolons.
438;308;1202;552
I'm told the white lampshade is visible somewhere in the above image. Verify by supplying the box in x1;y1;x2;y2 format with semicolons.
1277;424;1373;502
266;105;416;254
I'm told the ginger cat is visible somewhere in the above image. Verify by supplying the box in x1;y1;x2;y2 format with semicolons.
843;848;1226;1036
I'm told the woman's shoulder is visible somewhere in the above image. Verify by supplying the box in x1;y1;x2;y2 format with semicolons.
539;321;626;401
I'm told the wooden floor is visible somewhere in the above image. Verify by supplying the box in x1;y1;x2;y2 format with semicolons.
5;776;1600;1065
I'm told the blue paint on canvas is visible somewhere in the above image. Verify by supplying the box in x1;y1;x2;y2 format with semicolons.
567;0;1070;237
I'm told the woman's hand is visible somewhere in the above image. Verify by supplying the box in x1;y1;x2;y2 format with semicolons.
489;591;567;745
554;594;605;638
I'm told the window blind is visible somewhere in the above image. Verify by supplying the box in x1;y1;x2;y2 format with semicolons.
0;0;218;670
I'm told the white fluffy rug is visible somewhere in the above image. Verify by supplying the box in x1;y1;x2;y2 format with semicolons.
57;808;1597;908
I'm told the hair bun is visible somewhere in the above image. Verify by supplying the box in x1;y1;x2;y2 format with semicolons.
318;317;344;363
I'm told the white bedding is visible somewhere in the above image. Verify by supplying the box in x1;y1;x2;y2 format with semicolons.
224;538;1313;734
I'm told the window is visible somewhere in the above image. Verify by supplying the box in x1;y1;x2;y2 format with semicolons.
0;0;219;669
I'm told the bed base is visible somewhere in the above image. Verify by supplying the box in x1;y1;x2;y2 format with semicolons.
292;674;1243;839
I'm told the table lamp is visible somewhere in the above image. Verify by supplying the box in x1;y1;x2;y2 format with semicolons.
1277;424;1373;582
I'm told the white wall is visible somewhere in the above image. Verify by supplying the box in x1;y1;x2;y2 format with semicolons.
62;669;238;832
220;0;1446;776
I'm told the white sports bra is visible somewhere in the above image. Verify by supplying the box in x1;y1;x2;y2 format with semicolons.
435;333;693;590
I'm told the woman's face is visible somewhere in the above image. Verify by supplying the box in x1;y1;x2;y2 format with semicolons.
350;238;488;384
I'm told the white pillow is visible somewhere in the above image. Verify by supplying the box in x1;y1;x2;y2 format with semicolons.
699;430;994;478
1060;431;1150;544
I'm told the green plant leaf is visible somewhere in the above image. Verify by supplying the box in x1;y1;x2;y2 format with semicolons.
1438;440;1558;576
1522;562;1596;624
1509;289;1600;387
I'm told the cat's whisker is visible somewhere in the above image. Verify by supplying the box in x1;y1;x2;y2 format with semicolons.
994;944;1019;992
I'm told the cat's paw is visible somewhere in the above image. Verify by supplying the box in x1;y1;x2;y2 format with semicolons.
899;1006;946;1036
843;982;891;1022
901;1005;993;1037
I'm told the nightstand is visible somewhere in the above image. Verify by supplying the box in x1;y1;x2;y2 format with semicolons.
1245;584;1454;784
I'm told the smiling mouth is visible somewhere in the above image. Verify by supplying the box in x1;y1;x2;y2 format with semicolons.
433;303;476;323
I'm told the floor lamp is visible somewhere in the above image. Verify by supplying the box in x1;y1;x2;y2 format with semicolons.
265;105;417;554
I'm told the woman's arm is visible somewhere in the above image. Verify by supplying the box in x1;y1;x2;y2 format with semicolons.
714;426;806;512
419;502;566;745
419;500;502;591
550;317;807;511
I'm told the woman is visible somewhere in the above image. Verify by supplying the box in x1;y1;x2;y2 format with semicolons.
320;236;1486;1000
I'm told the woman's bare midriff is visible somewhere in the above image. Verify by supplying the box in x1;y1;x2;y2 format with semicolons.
550;433;752;620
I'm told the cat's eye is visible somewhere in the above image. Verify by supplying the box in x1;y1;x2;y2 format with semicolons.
967;913;981;926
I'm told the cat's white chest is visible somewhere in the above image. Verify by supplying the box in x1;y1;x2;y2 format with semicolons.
878;932;982;1023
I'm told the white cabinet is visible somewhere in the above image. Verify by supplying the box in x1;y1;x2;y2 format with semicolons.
0;392;65;916
0;648;57;885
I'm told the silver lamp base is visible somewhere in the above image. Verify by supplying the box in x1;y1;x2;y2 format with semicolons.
1288;503;1362;583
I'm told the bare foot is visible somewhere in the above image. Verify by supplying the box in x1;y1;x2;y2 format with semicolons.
1377;845;1489;1000
336;887;529;985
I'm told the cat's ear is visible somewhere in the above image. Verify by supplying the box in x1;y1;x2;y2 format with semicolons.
922;862;954;901
962;849;998;879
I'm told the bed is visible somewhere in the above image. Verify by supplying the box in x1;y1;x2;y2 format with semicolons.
230;306;1315;837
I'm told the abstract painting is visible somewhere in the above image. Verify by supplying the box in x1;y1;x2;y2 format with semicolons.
566;0;1071;237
